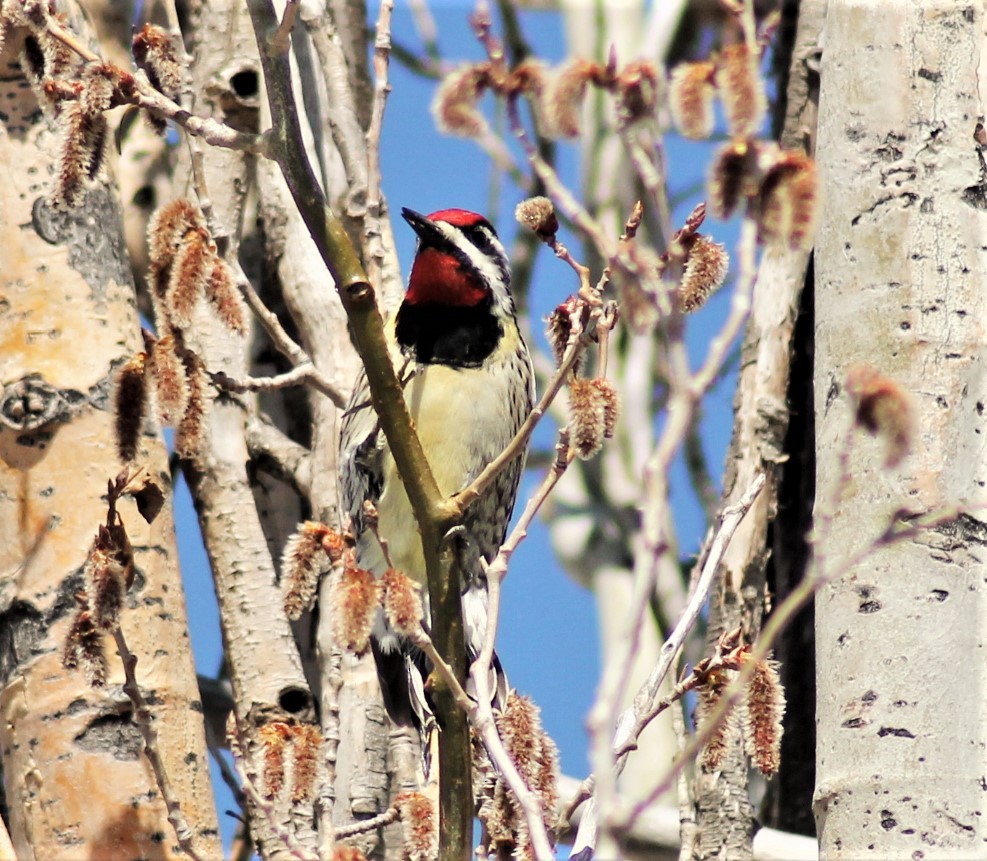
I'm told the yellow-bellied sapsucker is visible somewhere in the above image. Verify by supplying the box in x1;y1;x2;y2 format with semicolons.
339;207;534;727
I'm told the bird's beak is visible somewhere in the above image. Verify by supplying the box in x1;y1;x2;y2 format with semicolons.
401;208;445;248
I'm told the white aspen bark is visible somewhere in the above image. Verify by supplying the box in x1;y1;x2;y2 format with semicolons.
175;2;316;855
814;2;987;858
255;3;412;854
0;13;220;859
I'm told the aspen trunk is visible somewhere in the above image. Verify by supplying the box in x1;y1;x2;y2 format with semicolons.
814;2;987;857
0;15;220;860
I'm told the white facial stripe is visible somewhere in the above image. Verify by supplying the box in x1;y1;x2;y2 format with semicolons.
434;221;515;318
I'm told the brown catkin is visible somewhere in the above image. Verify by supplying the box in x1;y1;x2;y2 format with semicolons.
545;59;599;138
697;671;738;771
148;333;189;426
679;235;729;312
290;724;322;803
280;522;332;620
381;568;424;638
329;566;381;654
432;63;490;138
615;60;659;126
707;140;758;220
204;257;246;336
113;353;148;463
757;151;819;251
132;23;182;98
568;378;609;459
714;43;766;138
845;364;914;466
166;227;211;329
62;611;108;688
668;61;715;140
258;722;290;799
396;792;438;861
742;656;786;776
175;351;208;459
515;196;559;241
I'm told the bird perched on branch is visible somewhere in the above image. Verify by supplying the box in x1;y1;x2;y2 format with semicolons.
339;207;534;732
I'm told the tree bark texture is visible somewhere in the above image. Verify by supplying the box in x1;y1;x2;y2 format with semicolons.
814;2;987;858
174;1;317;855
760;0;825;839
0;17;220;861
694;0;822;852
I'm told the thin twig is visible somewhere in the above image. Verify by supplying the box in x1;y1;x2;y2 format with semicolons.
407;0;440;60
363;0;395;295
223;268;350;408
111;629;206;861
42;15;270;154
684;411;720;522
270;0;300;54
471;433;574;704
569;473;765;855
316;648;343;856
617;124;673;247
505;98;612;262
582;214;760;857
671;697;696;861
468;679;556;861
615;472;767;757
465;436;575;861
406;629;474;714
211;363;345;406
334;806;400;839
616;502;970;834
449;302;608;519
690;220;759;397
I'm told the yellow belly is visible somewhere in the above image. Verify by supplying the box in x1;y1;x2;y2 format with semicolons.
377;354;526;584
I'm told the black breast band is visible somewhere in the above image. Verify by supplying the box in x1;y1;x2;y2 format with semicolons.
395;301;501;368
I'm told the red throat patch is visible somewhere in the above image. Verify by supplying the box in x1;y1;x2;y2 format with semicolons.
405;247;487;307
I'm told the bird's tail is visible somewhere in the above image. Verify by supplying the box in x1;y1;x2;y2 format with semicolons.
371;587;509;776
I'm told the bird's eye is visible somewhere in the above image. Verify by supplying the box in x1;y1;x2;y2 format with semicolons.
467;226;492;250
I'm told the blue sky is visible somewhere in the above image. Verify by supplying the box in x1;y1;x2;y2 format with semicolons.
173;1;741;849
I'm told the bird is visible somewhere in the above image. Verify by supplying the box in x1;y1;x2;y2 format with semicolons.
339;206;534;732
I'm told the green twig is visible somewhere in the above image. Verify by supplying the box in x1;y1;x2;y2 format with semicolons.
244;1;472;853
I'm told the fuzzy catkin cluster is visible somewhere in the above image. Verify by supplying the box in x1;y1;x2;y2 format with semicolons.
474;693;559;861
666;27;820;254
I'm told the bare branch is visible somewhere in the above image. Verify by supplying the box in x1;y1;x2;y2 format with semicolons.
245;416;313;497
271;0;300;54
617;501;972;833
333;806;400;839
570;472;766;856
43;14;269;154
111;629;207;861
